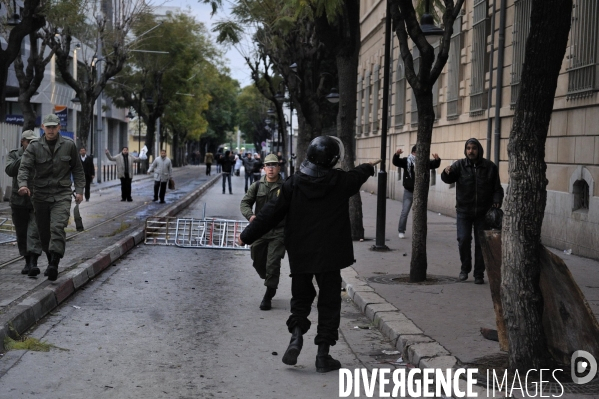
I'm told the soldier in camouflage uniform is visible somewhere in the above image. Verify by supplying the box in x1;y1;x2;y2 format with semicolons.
240;153;286;310
5;130;43;276
17;114;85;281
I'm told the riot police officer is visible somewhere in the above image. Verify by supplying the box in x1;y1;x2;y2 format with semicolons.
240;136;376;373
17;114;85;281
5;130;43;276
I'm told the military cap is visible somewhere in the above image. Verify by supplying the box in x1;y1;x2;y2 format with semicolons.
42;114;60;126
21;130;38;141
264;154;279;164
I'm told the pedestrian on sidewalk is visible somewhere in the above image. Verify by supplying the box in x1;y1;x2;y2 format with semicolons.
277;151;287;179
218;150;234;194
17;114;85;281
240;154;286;311
392;145;441;238
240;136;376;373
204;151;214;176
105;147;141;202
215;149;223;173
441;137;504;284
234;153;243;176
148;149;173;203
251;153;263;183
242;152;256;192
79;147;95;202
5;130;43;277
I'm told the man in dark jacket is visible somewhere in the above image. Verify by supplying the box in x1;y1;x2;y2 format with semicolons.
392;145;441;238
441;138;504;284
79;147;94;201
242;152;256;192
240;136;375;373
218;150;235;194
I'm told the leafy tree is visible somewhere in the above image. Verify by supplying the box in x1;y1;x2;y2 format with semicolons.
44;0;148;149
501;0;572;372
236;84;273;151
107;12;218;158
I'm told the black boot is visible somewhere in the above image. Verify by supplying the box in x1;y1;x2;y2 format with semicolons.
21;255;31;275
259;287;277;310
27;254;40;277
315;344;341;373
43;252;51;276
47;252;61;281
282;326;303;366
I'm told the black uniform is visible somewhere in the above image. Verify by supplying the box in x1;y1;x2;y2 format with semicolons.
241;163;374;345
80;154;94;201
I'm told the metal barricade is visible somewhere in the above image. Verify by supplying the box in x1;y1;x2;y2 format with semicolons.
0;218;16;244
174;218;250;250
144;216;178;245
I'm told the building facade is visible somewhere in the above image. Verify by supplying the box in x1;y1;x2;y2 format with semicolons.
356;0;599;259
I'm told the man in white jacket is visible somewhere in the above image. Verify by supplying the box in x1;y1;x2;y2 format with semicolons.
148;149;173;203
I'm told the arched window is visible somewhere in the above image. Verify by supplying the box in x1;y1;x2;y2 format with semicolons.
573;179;590;211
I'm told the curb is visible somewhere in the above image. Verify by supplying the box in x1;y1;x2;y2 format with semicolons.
0;174;220;352
341;267;488;398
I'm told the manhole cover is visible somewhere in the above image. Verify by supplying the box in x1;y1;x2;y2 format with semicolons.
367;274;459;285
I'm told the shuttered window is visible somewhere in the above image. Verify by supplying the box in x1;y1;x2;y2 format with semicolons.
395;58;406;127
372;65;380;134
447;17;462;119
356;74;363;136
510;0;532;108
411;47;420;126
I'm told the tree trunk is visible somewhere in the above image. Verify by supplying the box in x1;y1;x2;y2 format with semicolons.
501;0;572;372
409;91;434;282
78;96;92;150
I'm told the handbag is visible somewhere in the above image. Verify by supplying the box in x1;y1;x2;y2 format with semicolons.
168;178;175;190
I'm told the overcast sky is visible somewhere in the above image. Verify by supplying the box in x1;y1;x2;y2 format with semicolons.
162;0;253;88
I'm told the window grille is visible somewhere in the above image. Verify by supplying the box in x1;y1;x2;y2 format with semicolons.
364;71;371;135
567;0;599;100
372;65;380;134
510;0;532;108
469;0;488;116
356;74;363;136
447;17;463;119
411;46;420;126
395;58;406;127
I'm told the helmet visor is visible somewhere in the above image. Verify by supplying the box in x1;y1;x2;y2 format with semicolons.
328;136;345;167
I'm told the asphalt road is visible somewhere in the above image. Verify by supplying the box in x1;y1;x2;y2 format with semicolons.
0;175;416;398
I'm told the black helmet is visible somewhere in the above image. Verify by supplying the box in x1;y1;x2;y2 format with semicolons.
306;136;344;168
300;136;345;177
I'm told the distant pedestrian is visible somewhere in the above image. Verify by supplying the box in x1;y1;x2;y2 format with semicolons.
204;151;214;175
240;136;376;373
251;153;263;183
277;151;287;179
441;138;504;284
242;152;256;193
148;149;173;203
218;150;234;194
215;150;223;173
79;147;95;202
234;154;243;176
5;130;42;277
17;114;85;281
240;154;286;310
392;145;441;238
105;147;141;202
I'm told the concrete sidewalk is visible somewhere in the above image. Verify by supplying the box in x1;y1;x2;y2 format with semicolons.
343;189;599;396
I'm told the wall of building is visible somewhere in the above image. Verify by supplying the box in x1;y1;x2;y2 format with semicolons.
356;0;599;260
